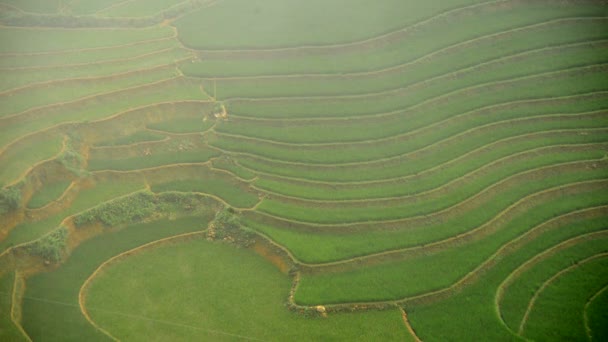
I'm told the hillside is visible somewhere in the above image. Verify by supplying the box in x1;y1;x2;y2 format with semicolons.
0;0;607;341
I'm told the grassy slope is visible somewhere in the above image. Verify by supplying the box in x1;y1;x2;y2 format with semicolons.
85;239;412;341
0;272;26;341
406;228;608;341
294;190;608;304
21;215;215;342
0;179;145;252
27;180;72;209
175;0;483;49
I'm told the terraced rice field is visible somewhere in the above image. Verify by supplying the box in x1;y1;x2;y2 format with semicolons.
0;0;607;340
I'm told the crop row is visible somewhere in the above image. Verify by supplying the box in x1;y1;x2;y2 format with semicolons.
406;222;607;340
208;41;608;100
254;142;608;201
183;12;608;76
212;109;608;166
0;177;146;253
0;78;210;148
0;39;181;69
294;191;608;304
246;177;608;264
0;47;190;92
0;26;174;54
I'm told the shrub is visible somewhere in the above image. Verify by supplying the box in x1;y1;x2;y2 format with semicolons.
74;191;157;228
24;227;68;262
209;207;254;247
0;184;23;215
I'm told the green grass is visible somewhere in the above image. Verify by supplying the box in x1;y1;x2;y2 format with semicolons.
251;183;608;264
175;1;608;50
0;47;191;92
587;285;608;342
217;91;608;144
211;112;608;166
88;147;219;171
27;180;72;209
522;257;608;341
237;128;608;182
85;238;413;341
0;178;145;252
211;157;257;180
259;159;608;225
0;134;63;187
67;0;126;15
0;0;59;13
226;64;608;119
0;78;209;148
209;43;608;100
182;10;608;77
0;39;181;69
1;66;177;117
94;130;166;147
21;214;217;342
147;117;215;133
405;229;608;341
500;246;608;334
98;0;185;17
254;144;608;201
0;26;174;53
0;272;26;342
151;176;259;209
295;205;608;305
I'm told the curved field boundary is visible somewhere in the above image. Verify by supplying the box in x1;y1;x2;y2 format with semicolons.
248;174;608;233
187;0;520;54
276;226;608;314
78;230;209;341
0;79;213;154
0;75;182;123
211;109;607;153
518;252;608;335
248;134;608;189
93;0;136;15
10;271;32;342
201;34;608;81
0;58;187;97
226;91;608;127
311;231;608;313
250;159;608;226
2;135;67;189
251;142;608;204
267;188;608;271
584;284;608;340
217;125;608;171
399;307;422;342
2;63;191;120
496;239;608;331
91;163;262;210
221;63;608;105
0;186;151;263
0;34;177;57
0;98;215;160
0;45;181;72
24;178;93;224
234;127;608;187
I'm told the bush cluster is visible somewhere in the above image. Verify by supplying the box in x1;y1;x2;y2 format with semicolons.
0;184;23;215
24;227;68;262
210;207;254;247
74;191;157;227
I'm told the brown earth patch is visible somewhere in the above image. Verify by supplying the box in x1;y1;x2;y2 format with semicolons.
251;238;291;274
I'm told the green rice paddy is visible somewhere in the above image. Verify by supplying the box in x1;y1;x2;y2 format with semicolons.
0;0;606;340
